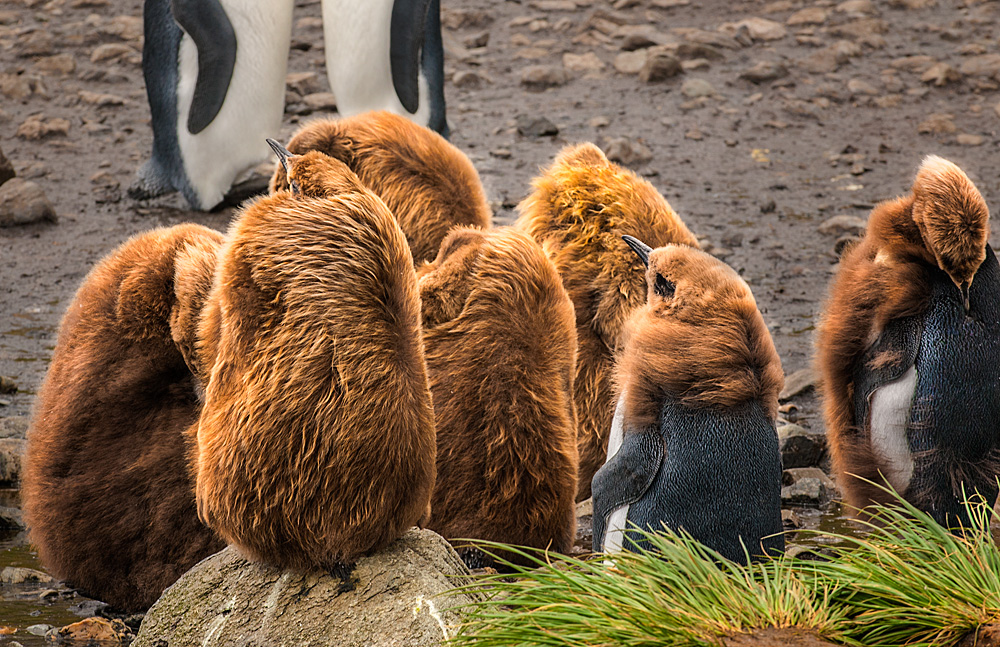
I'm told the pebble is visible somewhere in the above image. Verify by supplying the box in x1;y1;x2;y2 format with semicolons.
302;92;337;111
720;17;788;42
1;567;55;585
778;424;827;469
79;90;125;107
779;367;816;401
463;31;490;49
32;53;76;76
516;115;559;137
613;50;646;74
847;78;879;96
90;43;138;63
781;508;803;529
589;115;610;128
602;136;653;166
818;214;867;235
57;618;131;643
26;625;54;637
101;15;143;41
680;78;715;98
0;178;57;227
836;0;875;11
16;115;70;140
0;417;28;438
0;506;24;531
740;61;788;83
781;468;837;506
0;74;35;101
621;33;657;51
801;47;846;74
520;64;569;89
639;50;682;82
0;437;25;483
18;30;53;57
917;112;956;134
0;145;13;187
889;55;936;74
676;42;724;60
285;71;321;95
563;51;605;73
921;62;960;86
787;7;829;25
957;133;985;146
959;54;1000;79
453;70;485;89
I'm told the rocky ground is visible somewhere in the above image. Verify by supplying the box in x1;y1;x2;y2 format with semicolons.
1;0;999;639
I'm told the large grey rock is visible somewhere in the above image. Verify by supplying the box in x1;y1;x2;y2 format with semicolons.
134;528;481;647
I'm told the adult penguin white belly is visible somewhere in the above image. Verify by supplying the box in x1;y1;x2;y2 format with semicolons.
131;0;293;210
321;0;448;136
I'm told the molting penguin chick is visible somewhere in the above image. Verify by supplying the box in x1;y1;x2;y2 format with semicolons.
23;224;226;611
515;143;700;500
130;0;294;209
418;227;578;567
269;111;490;264
592;238;785;562
818;156;1000;526
195;148;436;572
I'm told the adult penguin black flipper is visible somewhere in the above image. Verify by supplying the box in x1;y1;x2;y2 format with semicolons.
390;0;430;114
171;0;237;134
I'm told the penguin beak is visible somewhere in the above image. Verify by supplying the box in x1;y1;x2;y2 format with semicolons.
622;235;652;267
960;280;972;313
266;138;295;176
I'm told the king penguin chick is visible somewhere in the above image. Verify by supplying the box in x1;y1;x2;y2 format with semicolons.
195;145;436;573
418;226;579;567
592;237;785;562
270;111;491;264
516;143;700;500
23;224;226;611
817;155;1000;527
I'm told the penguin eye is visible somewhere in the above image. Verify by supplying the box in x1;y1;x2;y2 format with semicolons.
654;274;675;298
289;179;300;195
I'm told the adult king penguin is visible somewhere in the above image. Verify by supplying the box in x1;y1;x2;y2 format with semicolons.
818;156;1000;527
592;238;785;562
131;0;447;211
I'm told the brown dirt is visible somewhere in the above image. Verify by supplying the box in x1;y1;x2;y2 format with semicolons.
724;627;840;647
957;623;1000;647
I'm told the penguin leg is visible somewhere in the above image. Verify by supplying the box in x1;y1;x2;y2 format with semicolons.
327;561;358;594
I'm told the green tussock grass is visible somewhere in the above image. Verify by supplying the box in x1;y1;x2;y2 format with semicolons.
803;487;1000;647
447;530;853;647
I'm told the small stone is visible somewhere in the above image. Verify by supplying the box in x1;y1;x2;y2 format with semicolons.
779;367;816;401
783;467;837;489
32;53;76;76
920;62;960;86
621;34;657;51
454;70;485;89
0;417;29;438
778;424;827;469
0;146;14;187
960;54;1000;79
302;92;337;111
685;128;704;140
602;137;653;166
27;625;54;637
16;115;70;140
836;0;875;12
782;508;804;529
516;115;559;137
818;214;867;235
847;78;879;96
0;438;25;483
101;15;143;41
589;115;610;128
463;31;490;49
917;112;956;134
0;506;24;531
782;479;829;506
682;58;710;71
18;30;53;57
79;90;125;107
1;567;55;585
490;148;511;159
720;17;788;42
563;51;606;73
740;61;788;83
639;50;682;82
957;133;985;146
676;42;724;61
680;78;716;98
614;50;647;74
294;16;323;30
801;47;845;74
58;618;130;643
787;7;829;25
285;71;321;96
0;178;57;227
0;74;34;101
90;43;138;63
520;65;569;89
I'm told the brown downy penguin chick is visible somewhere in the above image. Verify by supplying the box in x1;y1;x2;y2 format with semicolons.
23;224;226;612
516;143;700;500
195;143;436;574
418;226;579;567
818;156;1000;527
269;110;491;264
592;238;785;562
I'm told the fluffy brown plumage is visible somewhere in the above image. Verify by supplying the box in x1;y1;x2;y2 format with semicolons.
817;155;990;512
195;150;436;572
269;110;491;264
516;142;700;499
23;224;226;611
617;244;783;426
418;227;579;565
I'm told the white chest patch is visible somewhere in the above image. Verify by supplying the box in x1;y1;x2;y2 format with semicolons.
602;391;629;554
321;0;430;126
868;365;917;493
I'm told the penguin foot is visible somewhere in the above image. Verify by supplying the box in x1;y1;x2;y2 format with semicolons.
327;561;357;594
458;547;494;570
128;161;177;201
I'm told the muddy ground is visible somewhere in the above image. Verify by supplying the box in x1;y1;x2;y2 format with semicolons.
0;0;998;634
